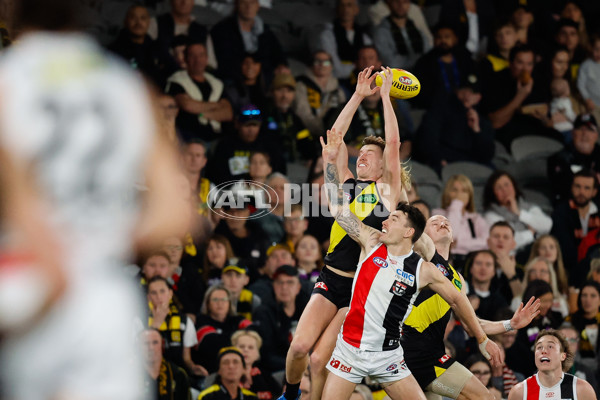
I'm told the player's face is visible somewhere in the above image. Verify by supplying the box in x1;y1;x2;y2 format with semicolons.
235;335;260;366
509;51;534;80
425;215;453;244
221;271;248;294
487;226;516;254
470;252;495;284
219;353;245;382
356;144;384;180
537;237;558;263
273;86;295;110
528;259;551;283
381;211;412;245
571;176;596;207
535;335;565;372
148;281;173;307
142;330;163;363
183;143;207;174
125;6;150;37
580;285;600;316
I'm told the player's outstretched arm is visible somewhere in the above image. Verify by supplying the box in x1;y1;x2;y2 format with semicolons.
378;68;402;194
413;231;435;262
321;129;380;252
507;382;524;400
478;296;541;335
330;67;380;182
421;261;503;367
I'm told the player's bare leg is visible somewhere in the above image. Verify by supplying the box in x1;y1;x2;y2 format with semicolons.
383;375;428;400
455;376;495;400
309;307;347;400
283;294;338;398
321;370;357;400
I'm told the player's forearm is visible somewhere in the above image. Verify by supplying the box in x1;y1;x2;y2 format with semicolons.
451;294;486;342
381;96;400;145
331;92;364;136
325;162;361;241
478;318;513;336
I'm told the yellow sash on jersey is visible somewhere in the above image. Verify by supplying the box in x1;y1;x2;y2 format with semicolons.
404;264;462;333
486;54;509;72
327;182;380;254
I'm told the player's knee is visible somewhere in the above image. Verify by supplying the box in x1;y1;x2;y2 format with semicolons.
289;337;312;359
309;349;328;372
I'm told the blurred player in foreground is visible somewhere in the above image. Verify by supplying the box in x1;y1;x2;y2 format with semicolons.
508;330;595;400
318;128;502;400
0;0;188;398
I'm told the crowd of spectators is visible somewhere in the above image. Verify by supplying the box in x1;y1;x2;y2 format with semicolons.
5;0;600;399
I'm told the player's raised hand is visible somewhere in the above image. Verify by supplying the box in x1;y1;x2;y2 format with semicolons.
509;297;541;330
320;128;344;163
355;66;380;98
378;67;394;99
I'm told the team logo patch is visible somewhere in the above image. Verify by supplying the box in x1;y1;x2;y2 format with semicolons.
390;280;407;296
439;354;451;364
436;263;449;276
399;359;408;370
357;193;377;204
330;358;340;369
373;257;388;268
340;364;352;373
314;282;328;291
395;269;415;286
386;363;398;371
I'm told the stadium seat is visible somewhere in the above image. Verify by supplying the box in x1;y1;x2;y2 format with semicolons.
510;135;564;162
441;161;494;186
407;161;442;209
521;188;553;215
492;140;513;170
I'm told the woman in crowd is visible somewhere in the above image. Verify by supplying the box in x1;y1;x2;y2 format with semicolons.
294;234;323;283
203;234;236;287
464;354;503;400
483;170;552;258
225;53;268;114
433;174;489;269
517;257;569;318
193;285;251;375
231;329;281;399
145;277;204;377
565;281;600;368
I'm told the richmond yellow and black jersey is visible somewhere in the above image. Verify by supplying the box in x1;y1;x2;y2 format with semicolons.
324;179;389;272
401;251;463;388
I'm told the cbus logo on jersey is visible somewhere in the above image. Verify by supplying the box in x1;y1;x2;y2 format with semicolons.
436;264;449;276
395;269;415;286
390;280;407;296
373;257;388;268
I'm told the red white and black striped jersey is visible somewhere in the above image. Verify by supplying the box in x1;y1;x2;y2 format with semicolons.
341;243;423;351
523;373;577;399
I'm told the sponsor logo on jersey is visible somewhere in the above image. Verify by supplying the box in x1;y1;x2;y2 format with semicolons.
439;354;451;364
545;393;554;398
390;280;407;296
395;269;415;286
330;358;340;369
399;76;413;85
436;263;449;276
400;359;408;370
386;363;398;371
314;282;328;291
357;193;377;204
340;364;352;373
453;278;462;290
373;257;388;268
